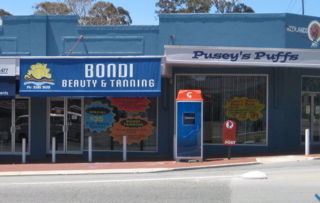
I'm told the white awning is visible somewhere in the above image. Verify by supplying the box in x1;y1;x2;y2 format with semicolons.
163;45;320;78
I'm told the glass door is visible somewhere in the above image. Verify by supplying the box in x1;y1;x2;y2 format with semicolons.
0;99;30;154
48;98;82;154
301;93;320;145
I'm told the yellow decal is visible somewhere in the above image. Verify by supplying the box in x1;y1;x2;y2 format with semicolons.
24;63;53;81
223;97;265;121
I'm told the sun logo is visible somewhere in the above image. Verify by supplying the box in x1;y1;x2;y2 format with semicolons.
24;63;55;84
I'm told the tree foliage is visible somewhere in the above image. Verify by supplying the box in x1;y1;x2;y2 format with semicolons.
33;0;132;25
156;0;212;13
87;2;132;25
64;0;94;24
156;0;254;14
34;1;71;15
212;0;254;13
0;9;12;16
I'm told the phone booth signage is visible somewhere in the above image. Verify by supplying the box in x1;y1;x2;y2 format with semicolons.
223;120;237;145
175;90;203;162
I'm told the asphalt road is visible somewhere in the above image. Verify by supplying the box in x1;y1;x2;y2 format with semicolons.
0;159;319;203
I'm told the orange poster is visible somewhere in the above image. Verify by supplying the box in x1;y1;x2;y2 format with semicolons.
110;115;154;144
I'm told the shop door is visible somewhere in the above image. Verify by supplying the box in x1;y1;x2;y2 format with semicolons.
48;98;82;154
301;93;320;145
0;99;30;154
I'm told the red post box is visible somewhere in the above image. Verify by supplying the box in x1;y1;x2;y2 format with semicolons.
223;120;237;146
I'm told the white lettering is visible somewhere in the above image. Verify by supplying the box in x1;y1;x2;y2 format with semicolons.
225;140;236;145
109;79;155;87
62;80;97;88
84;63;134;78
96;64;105;78
85;64;94;78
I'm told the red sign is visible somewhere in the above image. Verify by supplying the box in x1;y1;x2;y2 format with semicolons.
223;120;237;145
176;90;203;101
110;97;150;113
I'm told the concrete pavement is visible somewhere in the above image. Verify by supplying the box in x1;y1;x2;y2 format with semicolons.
0;153;319;176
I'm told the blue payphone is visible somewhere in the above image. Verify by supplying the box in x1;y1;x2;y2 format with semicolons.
175;90;203;162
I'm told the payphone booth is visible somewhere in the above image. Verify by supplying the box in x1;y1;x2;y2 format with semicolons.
175;90;203;162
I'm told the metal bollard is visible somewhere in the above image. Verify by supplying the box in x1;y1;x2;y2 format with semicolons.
88;135;92;162
52;136;56;163
305;129;310;155
123;135;127;161
22;138;26;164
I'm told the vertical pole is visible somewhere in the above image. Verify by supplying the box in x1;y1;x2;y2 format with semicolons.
88;135;92;162
52;136;56;163
302;0;305;15
228;146;231;160
123;135;127;161
22;138;26;164
305;128;310;155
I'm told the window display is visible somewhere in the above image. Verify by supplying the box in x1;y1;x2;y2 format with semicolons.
84;97;157;151
176;74;267;145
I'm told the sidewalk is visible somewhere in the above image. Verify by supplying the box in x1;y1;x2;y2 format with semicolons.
0;153;319;176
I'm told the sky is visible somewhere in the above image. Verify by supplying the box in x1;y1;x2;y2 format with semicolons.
0;0;319;25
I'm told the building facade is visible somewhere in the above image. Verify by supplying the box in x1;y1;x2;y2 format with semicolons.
1;13;320;160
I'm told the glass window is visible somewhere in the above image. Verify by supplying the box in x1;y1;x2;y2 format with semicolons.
84;97;157;151
0;100;12;152
176;74;267;145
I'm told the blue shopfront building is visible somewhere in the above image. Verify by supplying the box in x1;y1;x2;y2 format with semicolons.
1;13;320;160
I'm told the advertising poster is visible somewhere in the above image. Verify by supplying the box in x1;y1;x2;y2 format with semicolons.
110;116;154;144
109;97;150;113
223;97;265;121
85;101;115;132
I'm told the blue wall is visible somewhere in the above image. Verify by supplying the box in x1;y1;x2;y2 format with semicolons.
1;15;159;56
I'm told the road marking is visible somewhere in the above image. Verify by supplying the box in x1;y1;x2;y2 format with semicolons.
0;175;235;185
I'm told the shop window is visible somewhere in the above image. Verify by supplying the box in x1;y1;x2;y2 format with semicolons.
84;97;157;151
176;74;267;145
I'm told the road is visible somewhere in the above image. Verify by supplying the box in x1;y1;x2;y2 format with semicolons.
0;159;319;202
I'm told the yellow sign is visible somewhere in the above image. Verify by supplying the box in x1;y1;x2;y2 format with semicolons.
223;97;265;121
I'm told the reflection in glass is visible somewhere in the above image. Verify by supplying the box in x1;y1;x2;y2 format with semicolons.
50;98;64;152
49;98;82;153
0;100;12;152
15;99;29;152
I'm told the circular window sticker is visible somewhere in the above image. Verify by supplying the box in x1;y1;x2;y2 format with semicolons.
308;21;320;47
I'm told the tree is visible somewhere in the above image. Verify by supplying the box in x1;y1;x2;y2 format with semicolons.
87;1;132;25
156;0;212;13
34;1;71;15
33;0;132;25
0;9;12;16
0;9;12;26
232;3;254;13
64;0;95;25
212;0;254;13
155;0;254;14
